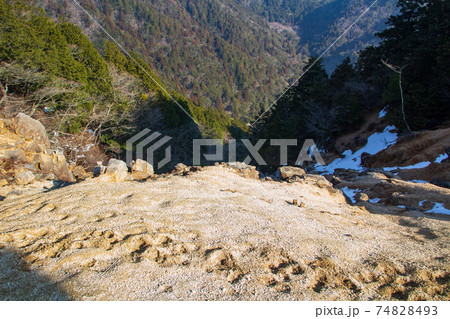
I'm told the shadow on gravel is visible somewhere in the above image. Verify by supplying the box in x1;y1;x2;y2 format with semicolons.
42;180;75;193
0;248;70;300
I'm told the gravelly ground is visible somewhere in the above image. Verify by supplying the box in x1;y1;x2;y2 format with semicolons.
0;166;449;300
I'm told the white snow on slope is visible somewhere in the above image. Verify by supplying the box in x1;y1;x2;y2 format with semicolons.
412;180;429;184
340;187;359;204
315;126;398;174
425;203;450;215
435;153;448;163
378;107;388;118
384;153;448;172
384;161;432;172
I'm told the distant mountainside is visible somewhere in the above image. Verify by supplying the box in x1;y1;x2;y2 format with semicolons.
36;0;301;121
35;0;396;120
240;0;398;72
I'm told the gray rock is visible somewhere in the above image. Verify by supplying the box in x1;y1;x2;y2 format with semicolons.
52;153;75;182
15;171;35;185
13;113;50;149
237;167;260;179
278;166;306;180
228;162;260;179
23;163;37;171
228;162;249;170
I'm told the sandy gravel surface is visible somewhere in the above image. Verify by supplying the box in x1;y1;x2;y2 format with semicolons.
0;166;449;300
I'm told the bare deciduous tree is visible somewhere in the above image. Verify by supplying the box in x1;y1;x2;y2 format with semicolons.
381;59;412;134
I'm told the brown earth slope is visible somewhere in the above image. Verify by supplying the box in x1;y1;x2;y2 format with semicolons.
365;128;450;184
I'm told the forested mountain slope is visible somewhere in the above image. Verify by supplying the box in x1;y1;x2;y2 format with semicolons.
35;0;397;120
243;0;398;72
0;0;245;168
37;0;302;120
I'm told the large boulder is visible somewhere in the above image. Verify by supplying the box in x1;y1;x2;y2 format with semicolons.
34;152;75;182
99;159;132;182
278;166;306;180
132;159;154;179
13;113;50;149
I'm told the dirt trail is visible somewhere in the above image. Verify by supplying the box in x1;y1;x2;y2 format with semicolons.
0;166;449;300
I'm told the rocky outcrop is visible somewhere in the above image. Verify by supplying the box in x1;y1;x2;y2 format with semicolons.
34;152;75;182
0;115;74;186
302;174;333;188
12;113;50;150
15;171;35;185
336;172;450;212
363;128;450;184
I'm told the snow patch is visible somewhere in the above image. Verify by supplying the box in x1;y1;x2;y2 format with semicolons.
411;180;429;184
435;153;448;163
378;107;388;118
340;187;360;204
425;203;450;215
384;153;447;172
369;198;381;203
315;126;398;174
384;161;431;172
